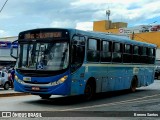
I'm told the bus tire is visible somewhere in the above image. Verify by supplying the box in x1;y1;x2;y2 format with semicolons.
84;80;96;100
39;94;51;99
130;76;138;92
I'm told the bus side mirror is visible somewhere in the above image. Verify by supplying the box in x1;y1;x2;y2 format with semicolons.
10;40;18;59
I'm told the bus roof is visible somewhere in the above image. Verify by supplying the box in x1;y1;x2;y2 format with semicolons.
19;28;157;48
73;29;157;48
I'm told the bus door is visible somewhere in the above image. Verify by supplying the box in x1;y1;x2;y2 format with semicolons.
70;35;85;95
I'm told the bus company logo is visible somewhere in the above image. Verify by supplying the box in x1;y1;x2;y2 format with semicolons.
2;112;11;117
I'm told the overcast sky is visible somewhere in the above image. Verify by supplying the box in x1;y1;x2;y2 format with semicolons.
0;0;160;37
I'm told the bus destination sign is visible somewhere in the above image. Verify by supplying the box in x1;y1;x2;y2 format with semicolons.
24;32;62;39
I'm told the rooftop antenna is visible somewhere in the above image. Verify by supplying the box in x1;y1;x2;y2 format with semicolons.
106;6;111;29
106;9;110;22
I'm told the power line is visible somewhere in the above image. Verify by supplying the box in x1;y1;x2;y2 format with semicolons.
0;0;9;14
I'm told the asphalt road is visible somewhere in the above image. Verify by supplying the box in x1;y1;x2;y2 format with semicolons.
0;80;160;120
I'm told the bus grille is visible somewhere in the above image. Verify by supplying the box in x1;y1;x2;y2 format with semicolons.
24;81;50;84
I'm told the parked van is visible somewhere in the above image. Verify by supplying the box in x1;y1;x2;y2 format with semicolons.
0;71;11;90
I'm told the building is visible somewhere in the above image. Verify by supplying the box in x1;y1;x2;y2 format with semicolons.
0;36;18;69
93;20;160;61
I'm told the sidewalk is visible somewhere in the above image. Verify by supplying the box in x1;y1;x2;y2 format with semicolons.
0;88;30;97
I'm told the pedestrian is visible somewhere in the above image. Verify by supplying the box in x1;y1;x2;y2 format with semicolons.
11;68;15;88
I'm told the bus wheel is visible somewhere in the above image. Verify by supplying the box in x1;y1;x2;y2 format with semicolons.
84;82;95;100
130;77;138;92
39;94;51;99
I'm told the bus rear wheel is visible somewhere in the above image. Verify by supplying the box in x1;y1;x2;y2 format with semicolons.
39;94;51;99
130;77;138;92
84;82;95;100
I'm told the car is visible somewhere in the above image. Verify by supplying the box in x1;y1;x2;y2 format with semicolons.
155;66;160;80
0;71;11;90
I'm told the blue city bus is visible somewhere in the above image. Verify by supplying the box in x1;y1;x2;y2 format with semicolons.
10;28;157;99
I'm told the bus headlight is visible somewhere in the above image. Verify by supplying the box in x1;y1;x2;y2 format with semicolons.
50;75;68;86
15;75;18;81
15;75;25;84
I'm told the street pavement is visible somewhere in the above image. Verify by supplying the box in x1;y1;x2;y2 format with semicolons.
0;88;30;97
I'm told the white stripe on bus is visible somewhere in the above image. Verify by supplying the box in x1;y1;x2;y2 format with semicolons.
82;63;155;68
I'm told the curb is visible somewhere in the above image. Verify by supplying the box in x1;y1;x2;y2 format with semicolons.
0;92;31;97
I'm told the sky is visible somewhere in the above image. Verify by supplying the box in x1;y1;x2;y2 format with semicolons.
0;0;160;37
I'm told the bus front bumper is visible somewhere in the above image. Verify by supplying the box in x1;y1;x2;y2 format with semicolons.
14;80;70;95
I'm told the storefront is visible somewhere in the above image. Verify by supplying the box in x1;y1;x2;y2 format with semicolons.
0;41;17;69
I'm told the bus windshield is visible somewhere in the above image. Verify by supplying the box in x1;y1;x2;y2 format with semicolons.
18;41;69;71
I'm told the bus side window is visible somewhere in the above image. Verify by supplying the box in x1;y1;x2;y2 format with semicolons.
147;48;156;64
123;44;132;63
87;39;100;62
133;45;140;63
101;40;112;62
112;42;122;63
140;47;147;63
71;35;85;72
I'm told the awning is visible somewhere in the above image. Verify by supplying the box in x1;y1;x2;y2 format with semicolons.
0;56;16;61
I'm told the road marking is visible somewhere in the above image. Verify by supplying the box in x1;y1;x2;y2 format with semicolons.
59;93;160;111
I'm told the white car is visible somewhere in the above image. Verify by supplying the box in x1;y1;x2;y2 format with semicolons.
0;71;11;90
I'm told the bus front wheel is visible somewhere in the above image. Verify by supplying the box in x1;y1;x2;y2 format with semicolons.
84;81;95;100
39;94;51;99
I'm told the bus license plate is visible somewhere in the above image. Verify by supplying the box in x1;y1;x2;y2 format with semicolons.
32;86;40;91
